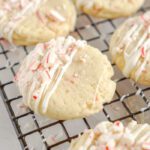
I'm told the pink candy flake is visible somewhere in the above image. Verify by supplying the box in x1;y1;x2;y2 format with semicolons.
67;44;76;53
30;61;41;71
114;121;121;127
43;43;49;51
142;142;150;149
46;52;51;64
141;47;146;58
33;95;38;100
105;146;110;150
45;70;51;79
4;3;12;11
36;10;45;23
140;14;150;25
37;64;43;71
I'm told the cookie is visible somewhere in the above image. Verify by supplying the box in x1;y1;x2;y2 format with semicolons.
73;0;144;19
15;36;116;120
0;0;76;46
110;11;150;85
69;121;150;150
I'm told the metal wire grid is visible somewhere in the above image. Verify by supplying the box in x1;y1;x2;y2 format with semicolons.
0;1;150;150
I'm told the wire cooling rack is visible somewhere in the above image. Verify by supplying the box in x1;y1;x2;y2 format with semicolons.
0;1;150;150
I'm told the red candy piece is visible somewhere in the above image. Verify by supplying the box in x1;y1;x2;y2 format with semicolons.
33;95;37;100
105;146;110;150
114;121;120;126
43;43;49;51
140;14;150;26
45;70;51;79
36;11;45;23
37;64;43;70
141;47;146;58
142;142;150;150
46;53;51;64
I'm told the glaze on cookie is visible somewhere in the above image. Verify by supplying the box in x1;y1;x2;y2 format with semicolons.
110;11;150;85
0;0;76;45
69;121;150;150
16;36;116;120
74;0;144;19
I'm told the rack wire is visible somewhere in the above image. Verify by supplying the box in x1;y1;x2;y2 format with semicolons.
0;1;150;150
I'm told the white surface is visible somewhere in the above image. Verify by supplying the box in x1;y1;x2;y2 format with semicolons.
0;96;22;150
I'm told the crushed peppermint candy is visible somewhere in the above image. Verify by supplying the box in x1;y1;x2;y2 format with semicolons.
73;121;150;150
141;47;146;58
114;121;121;126
16;36;87;114
142;142;150;149
36;10;45;23
0;0;42;45
30;60;41;71
45;69;51;79
33;95;38;100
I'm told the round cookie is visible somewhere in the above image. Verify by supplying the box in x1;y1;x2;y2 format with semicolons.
69;121;150;150
15;36;116;120
110;11;150;85
73;0;144;19
0;0;76;46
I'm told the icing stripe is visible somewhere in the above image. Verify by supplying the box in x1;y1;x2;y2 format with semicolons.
42;48;77;113
75;121;150;150
112;12;150;81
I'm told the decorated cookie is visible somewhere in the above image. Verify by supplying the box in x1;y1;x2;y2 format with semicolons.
0;0;76;45
15;36;116;120
69;121;150;150
73;0;144;19
110;11;150;85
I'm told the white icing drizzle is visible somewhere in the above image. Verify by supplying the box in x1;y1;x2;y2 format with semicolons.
120;94;129;102
76;121;150;150
112;11;150;81
136;88;142;96
0;0;42;44
16;36;87;114
42;51;76;113
93;76;101;105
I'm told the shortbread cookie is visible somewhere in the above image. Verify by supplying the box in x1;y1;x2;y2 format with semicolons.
0;0;76;46
73;0;144;19
110;11;150;85
69;121;150;150
15;36;116;120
